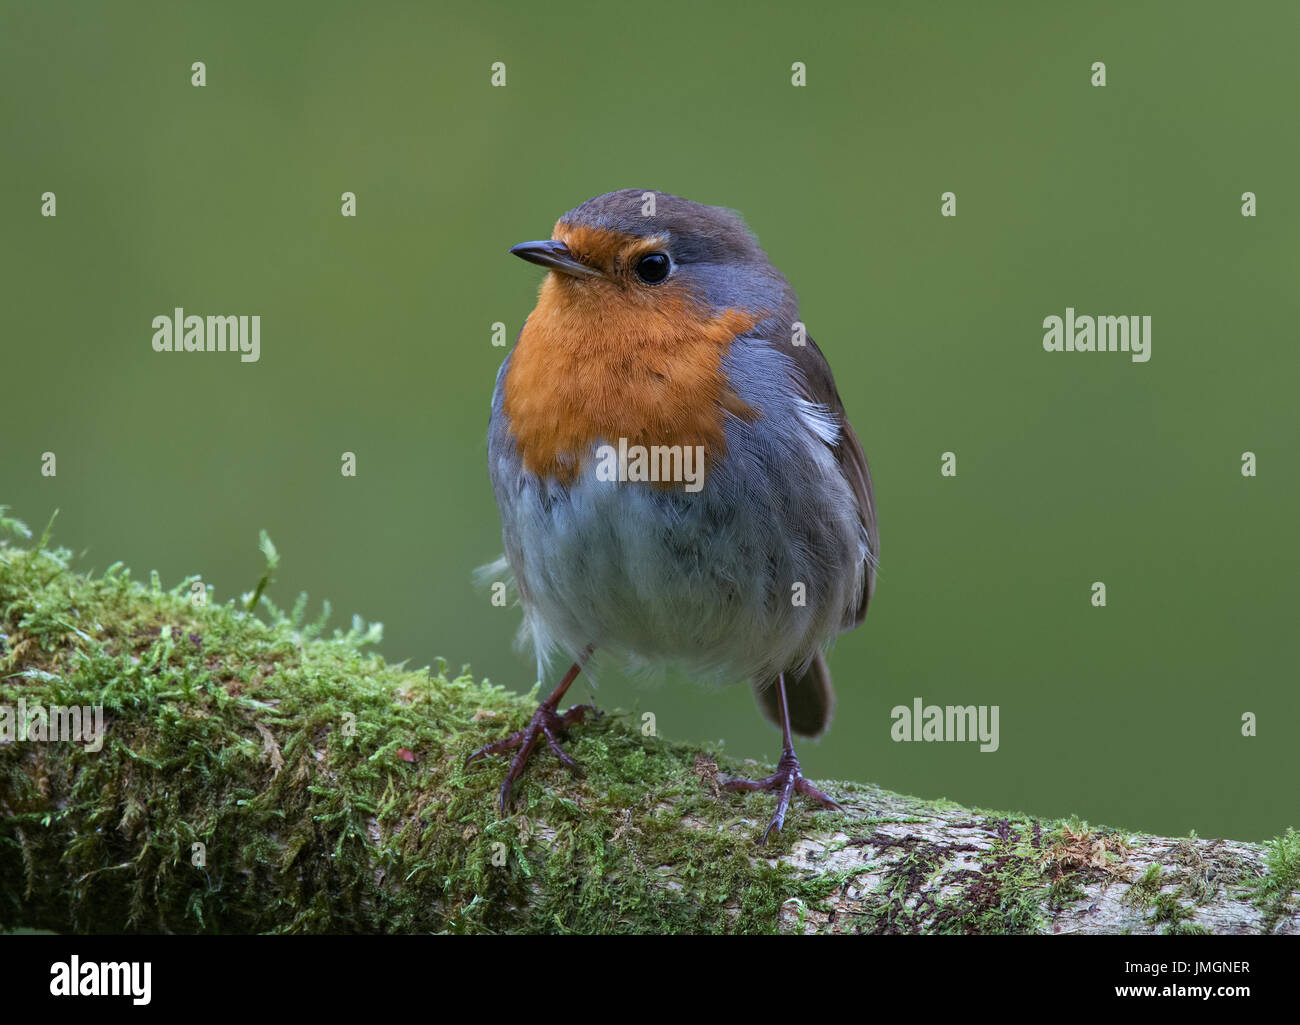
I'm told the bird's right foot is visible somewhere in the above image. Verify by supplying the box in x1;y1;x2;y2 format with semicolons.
465;659;597;811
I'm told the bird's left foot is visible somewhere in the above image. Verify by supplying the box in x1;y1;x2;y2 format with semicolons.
720;749;843;845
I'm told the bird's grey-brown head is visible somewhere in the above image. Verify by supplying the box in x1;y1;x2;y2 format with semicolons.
509;189;794;321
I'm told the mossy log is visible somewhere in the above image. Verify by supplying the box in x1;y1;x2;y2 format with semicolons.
1;515;1297;935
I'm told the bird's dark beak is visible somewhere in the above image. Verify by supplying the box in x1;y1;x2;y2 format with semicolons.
509;240;604;278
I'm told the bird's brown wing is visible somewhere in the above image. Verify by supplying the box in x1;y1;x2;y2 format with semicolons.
749;335;878;739
789;333;878;624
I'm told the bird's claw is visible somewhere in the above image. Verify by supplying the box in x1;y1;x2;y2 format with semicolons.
720;749;842;845
465;701;598;812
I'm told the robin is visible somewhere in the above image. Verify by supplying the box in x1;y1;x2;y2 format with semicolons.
468;189;878;843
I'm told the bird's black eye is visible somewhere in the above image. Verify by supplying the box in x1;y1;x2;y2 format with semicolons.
634;251;670;284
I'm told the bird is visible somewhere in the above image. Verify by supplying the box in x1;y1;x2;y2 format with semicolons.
467;189;878;843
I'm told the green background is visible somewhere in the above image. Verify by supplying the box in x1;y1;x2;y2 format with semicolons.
2;0;1295;842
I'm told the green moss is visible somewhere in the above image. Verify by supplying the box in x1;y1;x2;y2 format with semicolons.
1167;834;1248;910
860;847;945;934
1047;875;1086;910
1121;857;1216;935
1125;863;1164;909
930;819;1047;935
0;510;873;933
839;816;1053;935
1163;922;1211;936
1150;892;1195;930
1251;827;1300;934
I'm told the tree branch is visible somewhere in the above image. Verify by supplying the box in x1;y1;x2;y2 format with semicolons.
1;521;1295;934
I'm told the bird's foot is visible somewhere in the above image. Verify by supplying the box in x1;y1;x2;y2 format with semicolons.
721;749;843;845
465;700;598;812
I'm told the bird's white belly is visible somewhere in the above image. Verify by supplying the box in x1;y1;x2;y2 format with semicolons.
505;438;860;687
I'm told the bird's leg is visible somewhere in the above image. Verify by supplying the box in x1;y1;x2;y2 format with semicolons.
465;646;597;812
720;673;843;845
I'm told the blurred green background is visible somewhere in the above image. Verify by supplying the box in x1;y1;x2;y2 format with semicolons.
2;0;1295;842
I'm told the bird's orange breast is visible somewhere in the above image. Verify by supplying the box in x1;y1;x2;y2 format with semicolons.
503;271;761;486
